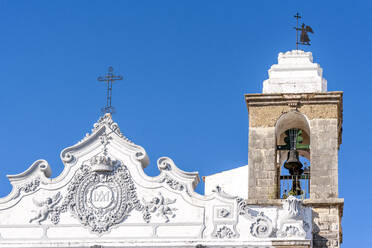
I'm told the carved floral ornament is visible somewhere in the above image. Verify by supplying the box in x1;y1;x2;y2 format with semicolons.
235;196;309;239
29;155;177;234
212;225;238;239
13;177;41;199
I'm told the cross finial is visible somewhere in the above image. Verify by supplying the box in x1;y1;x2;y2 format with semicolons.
293;13;302;50
97;66;123;114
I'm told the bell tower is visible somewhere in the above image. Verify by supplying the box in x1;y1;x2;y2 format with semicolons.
245;50;343;248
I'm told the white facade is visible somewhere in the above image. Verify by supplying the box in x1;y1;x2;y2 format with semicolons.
0;114;312;247
263;50;327;93
204;165;248;199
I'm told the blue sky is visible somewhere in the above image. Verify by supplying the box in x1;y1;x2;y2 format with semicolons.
0;0;371;246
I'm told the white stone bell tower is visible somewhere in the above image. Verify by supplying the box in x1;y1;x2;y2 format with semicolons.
246;50;344;248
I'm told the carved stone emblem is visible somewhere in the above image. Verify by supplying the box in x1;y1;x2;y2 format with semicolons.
89;184;115;209
29;154;177;234
52;156;143;233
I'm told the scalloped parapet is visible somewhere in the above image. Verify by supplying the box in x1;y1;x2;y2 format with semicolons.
0;114;312;247
263;50;327;93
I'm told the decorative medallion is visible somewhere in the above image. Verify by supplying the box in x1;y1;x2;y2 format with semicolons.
48;155;143;233
29;154;177;234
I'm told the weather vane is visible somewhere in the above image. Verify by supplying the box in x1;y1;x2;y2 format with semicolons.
294;13;314;50
97;66;123;114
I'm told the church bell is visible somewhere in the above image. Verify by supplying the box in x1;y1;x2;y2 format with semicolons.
283;129;304;196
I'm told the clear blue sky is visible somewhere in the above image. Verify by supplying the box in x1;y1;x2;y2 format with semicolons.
0;1;370;247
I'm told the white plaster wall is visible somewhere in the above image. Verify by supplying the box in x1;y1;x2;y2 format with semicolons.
262;50;327;93
204;165;248;199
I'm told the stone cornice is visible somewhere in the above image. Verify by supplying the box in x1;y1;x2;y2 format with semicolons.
245;91;343;108
244;198;344;208
302;198;344;207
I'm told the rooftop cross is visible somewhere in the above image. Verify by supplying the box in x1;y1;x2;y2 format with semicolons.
293;13;314;50
97;66;123;114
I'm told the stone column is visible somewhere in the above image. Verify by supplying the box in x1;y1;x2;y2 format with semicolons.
248;126;277;200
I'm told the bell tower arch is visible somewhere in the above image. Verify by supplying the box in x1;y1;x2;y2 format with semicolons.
275;111;311;199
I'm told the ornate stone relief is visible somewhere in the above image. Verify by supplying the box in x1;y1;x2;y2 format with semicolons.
280;225;303;237
236;198;274;238
15;177;41;198
76;114;133;145
236;197;311;239
212;225;238;239
277;196;308;238
250;212;273;238
61;152;74;163
142;192;177;223
28;155;177;234
237;198;253;217
29;192;61;224
160;175;185;191
217;208;230;218
92;114;132;143
99;131;112;149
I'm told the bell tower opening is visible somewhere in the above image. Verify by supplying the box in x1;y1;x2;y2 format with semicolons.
275;111;310;199
277;129;310;199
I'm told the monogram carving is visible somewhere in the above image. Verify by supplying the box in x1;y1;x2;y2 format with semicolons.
49;159;143;233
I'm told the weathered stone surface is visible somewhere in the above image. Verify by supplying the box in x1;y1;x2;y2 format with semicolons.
248;127;277;200
310;118;339;199
308;201;343;248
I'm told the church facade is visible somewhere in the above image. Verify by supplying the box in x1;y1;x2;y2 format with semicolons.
0;50;343;248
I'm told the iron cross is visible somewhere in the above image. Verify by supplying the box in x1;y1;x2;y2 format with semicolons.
97;66;123;114
294;13;302;50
